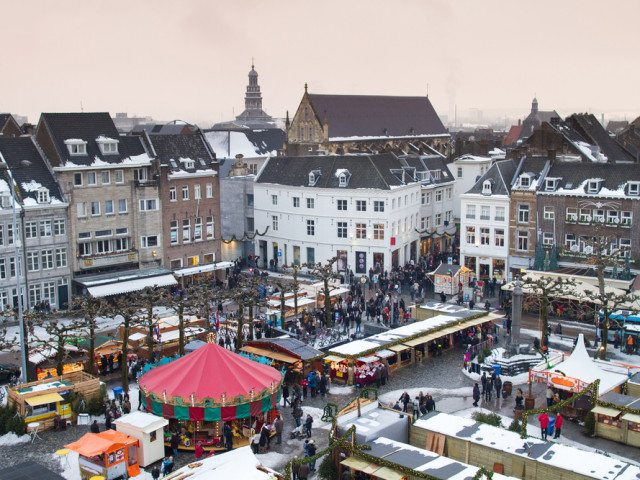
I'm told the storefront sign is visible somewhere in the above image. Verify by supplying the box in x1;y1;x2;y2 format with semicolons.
355;251;366;274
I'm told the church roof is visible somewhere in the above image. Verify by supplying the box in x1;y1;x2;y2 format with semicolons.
307;94;448;140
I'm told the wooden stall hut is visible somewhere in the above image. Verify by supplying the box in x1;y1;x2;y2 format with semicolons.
411;411;640;480
241;338;323;376
627;372;640;397
113;411;169;467
592;392;640;447
336;400;409;444
65;430;140;480
7;371;102;431
430;263;473;296
138;339;283;453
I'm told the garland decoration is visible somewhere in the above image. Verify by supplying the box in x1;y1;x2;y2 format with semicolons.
221;227;270;244
321;403;338;422
360;387;379;400
520;379;599;439
414;227;456;239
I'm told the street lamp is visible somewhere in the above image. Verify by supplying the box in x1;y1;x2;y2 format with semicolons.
0;158;31;384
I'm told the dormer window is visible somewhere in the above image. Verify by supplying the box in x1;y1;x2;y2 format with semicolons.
628;182;640;196
339;173;347;186
335;168;351;187
545;178;560;192
482;180;493;195
65;139;87;156
37;187;50;204
0;194;11;208
96;137;119;155
309;172;316;185
586;179;603;194
180;159;195;170
432;170;441;180
519;174;531;187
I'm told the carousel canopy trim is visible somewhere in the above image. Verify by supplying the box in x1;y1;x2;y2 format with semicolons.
139;342;282;408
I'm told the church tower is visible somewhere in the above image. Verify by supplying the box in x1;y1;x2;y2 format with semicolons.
236;63;272;122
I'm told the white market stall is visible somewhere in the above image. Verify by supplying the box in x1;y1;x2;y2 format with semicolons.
113;411;168;467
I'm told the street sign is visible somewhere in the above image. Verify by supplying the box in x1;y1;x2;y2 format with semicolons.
277;250;282;257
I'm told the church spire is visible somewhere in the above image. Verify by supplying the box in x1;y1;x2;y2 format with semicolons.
235;62;272;123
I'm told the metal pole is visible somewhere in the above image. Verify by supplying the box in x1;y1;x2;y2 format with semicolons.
7;167;27;384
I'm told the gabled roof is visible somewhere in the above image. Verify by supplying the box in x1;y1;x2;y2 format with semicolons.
39;112;150;166
0;136;64;204
465;159;516;195
307;94;448;139
147;131;216;170
0;113;22;137
255;153;413;190
204;129;284;158
399;155;455;186
537;161;640;195
567;114;633;163
503;124;523;146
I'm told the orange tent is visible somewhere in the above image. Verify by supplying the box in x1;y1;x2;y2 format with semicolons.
66;430;140;478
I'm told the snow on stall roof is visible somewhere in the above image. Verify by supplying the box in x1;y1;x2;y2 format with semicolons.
21;180;42;192
415;412;639;480
113;411;168;432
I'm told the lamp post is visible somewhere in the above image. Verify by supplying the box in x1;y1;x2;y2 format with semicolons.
0;159;30;384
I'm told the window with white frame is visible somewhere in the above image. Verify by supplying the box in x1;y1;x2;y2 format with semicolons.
519;175;530;187
91;201;100;216
182;186;189;200
518;204;530;223
37;188;50;204
95;239;112;254
457;167;463;178
579;208;591;222
338;173;347;186
566;207;577;221
40;249;53;269
480;227;490;245
206;183;213;198
480;205;490;220
337;222;347;238
134;168;148;182
169;187;177;201
293;197;300;208
373;224;384;240
39;220;52;237
425;193;431;205
141;235;159;248
337;199;347;211
194;217;202;241
307;198;314;209
27;251;39;272
104;200;114;215
66;140;87;155
307;247;315;264
565;234;576;249
77;242;91;257
29;284;41;307
495;229;505;247
356;223;366;239
587;181;599;193
42;281;55;304
543;232;554;245
356;200;366;211
52;219;65;236
182;219;190;242
100;171;110;184
170;221;179;244
194;184;201;200
118;199;127;213
55;247;67;268
466;226;475;244
271;194;278;205
97;139;118;155
0;259;5;280
482;181;492;194
435;190;442;202
77;202;87;217
115;170;124;184
622;211;633;226
607;210;620;224
593;209;605;223
466;204;476;219
374;200;384;212
87;172;96;186
544;206;555;220
424;217;431;229
272;216;278;231
307;220;315;236
9;257;16;277
73;172;83;186
206;217;214;239
628;182;640;196
517;231;528;251
139;199;158;211
446;187;452;199
445;211;452;223
25;221;37;239
495;207;505;222
619;238;631;256
114;237;129;252
435;213;442;226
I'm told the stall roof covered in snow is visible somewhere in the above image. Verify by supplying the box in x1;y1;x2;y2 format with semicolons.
113;411;168;433
414;411;640;480
337;400;408;444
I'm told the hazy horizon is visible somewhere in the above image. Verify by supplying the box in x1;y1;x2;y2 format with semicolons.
2;0;639;128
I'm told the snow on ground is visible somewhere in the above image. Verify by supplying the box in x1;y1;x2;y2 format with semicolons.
379;386;473;406
462;348;533;385
301;406;332;430
0;431;30;446
256;450;291;472
327;385;355;396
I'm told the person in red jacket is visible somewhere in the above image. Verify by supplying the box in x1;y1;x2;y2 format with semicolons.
553;413;563;439
194;441;204;460
539;412;550;440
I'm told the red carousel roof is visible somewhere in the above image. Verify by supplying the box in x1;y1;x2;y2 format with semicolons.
138;341;282;401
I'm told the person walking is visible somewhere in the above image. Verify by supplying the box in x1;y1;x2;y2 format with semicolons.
539;412;550;440
150;464;160;480
223;422;233;451
90;420;100;433
426;394;436;412
274;415;284;444
293;405;303;427
400;391;410;412
297;461;310;480
546;386;554;407
282;383;290;407
473;383;480;407
553;413;563;439
413;396;421;418
306;439;317;471
305;414;314;438
480;373;487;399
495;375;503;400
194;442;204;460
170;431;180;458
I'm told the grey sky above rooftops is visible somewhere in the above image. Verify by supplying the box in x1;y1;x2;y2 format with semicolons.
1;1;638;126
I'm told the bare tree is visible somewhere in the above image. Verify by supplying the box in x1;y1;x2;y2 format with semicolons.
304;256;339;328
70;296;107;376
282;264;304;317
271;277;294;329
164;287;201;357
31;312;87;378
137;287;165;363
576;230;638;359
111;296;144;393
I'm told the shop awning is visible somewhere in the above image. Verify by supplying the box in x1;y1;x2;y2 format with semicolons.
87;274;177;297
622;412;640;423
324;355;346;362
388;344;408;352
357;356;379;364
25;392;64;406
240;346;298;364
591;405;621;417
404;336;433;347
372;466;406;480
375;349;396;359
173;261;234;277
341;456;375;471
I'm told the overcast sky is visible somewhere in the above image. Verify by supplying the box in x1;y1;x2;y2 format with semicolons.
2;0;639;127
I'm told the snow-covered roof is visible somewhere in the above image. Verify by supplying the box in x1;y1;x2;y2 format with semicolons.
415;412;640;480
113;411;168;433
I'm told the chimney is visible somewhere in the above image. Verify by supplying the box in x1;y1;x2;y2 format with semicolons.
518;119;522;126
548;149;556;163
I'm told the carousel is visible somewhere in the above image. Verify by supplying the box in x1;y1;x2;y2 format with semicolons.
138;334;283;452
